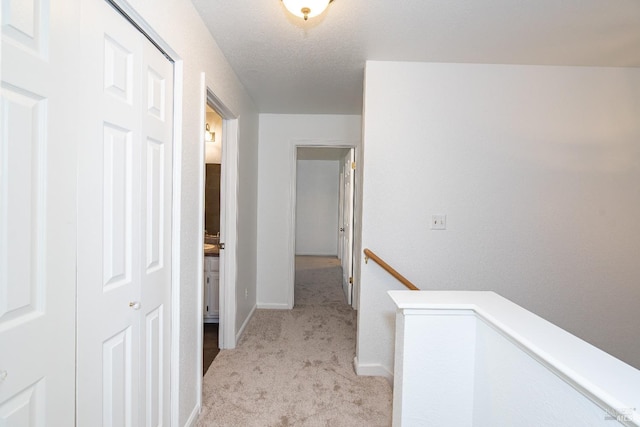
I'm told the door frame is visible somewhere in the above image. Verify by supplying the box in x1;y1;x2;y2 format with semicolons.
287;139;360;309
198;79;238;347
194;78;239;408
104;1;184;425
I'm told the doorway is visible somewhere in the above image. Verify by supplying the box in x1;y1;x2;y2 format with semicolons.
202;103;222;374
197;84;239;386
294;147;356;306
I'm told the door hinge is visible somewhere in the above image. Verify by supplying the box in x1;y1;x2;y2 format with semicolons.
351;161;356;170
349;276;353;284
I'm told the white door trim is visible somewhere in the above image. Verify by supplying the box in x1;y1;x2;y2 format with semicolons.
287;139;360;309
195;75;207;413
170;61;184;427
102;2;184;426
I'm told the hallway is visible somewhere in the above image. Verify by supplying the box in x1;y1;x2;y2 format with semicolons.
196;256;392;426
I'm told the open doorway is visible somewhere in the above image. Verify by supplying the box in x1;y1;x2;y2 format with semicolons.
197;83;239;389
294;147;356;306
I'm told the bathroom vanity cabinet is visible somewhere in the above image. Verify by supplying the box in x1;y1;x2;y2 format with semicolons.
204;256;219;322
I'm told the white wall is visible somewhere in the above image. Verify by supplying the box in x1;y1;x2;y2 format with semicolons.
257;114;361;308
358;61;640;377
389;291;640;426
205;109;222;164
113;1;259;424
472;320;611;426
295;159;340;256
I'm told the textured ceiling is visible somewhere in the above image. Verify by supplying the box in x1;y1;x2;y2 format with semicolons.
190;0;640;114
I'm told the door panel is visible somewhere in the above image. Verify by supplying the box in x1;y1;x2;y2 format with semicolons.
77;3;142;423
102;327;134;427
0;86;46;324
0;378;45;425
341;149;355;305
77;1;173;425
140;32;173;426
2;0;47;56
1;0;77;424
144;306;163;427
145;138;165;272
102;123;134;289
104;34;135;103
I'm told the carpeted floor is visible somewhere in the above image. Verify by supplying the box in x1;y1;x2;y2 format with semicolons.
196;256;392;426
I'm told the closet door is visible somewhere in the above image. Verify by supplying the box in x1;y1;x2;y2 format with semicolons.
76;1;173;425
139;29;174;427
0;1;78;425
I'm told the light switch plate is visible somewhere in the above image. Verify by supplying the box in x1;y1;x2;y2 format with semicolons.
431;215;446;230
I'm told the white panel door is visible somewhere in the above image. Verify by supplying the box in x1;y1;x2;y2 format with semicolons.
139;33;174;427
76;4;143;424
340;149;355;305
0;0;78;425
76;1;173;426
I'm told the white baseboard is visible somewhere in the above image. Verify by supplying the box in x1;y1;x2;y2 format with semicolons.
235;304;256;344
353;356;394;385
183;404;200;427
256;302;291;309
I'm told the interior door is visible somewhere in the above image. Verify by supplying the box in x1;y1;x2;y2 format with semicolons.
0;1;78;425
139;31;174;427
337;160;345;261
340;149;355;305
76;1;173;425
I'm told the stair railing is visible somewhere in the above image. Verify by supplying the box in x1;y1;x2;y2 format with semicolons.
363;248;420;291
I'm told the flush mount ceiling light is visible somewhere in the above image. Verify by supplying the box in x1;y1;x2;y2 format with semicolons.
281;0;334;21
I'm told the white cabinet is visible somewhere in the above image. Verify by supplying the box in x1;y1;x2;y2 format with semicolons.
204;257;220;322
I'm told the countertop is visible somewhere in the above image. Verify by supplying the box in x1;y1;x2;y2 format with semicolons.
204;243;220;257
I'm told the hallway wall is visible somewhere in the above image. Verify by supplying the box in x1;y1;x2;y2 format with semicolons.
358;61;640;376
295;159;340;256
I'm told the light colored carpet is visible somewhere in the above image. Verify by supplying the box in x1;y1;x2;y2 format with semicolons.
197;256;392;426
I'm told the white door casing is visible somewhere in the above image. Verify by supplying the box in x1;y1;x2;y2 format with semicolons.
76;0;173;425
0;0;79;424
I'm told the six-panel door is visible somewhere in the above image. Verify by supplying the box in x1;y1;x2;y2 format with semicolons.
0;0;78;424
76;1;173;425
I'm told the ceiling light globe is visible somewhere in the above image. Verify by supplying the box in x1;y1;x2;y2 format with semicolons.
282;0;331;20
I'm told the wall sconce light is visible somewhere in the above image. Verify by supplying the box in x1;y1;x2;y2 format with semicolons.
205;123;215;142
281;0;334;21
